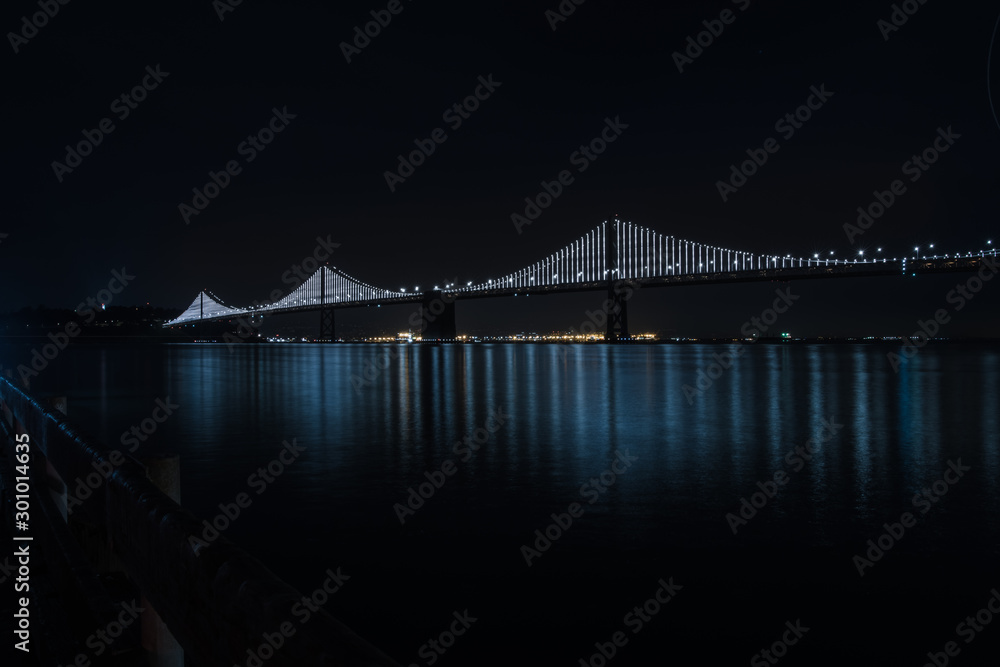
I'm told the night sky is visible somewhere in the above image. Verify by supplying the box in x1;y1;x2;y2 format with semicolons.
4;0;1000;337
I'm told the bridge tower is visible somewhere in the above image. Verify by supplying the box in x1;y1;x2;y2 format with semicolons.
604;217;630;341
319;267;335;341
421;290;457;341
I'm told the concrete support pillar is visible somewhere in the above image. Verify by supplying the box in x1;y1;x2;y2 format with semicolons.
320;307;335;341
605;282;629;342
421;290;457;341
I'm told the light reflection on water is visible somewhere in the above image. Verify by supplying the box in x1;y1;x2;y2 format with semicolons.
4;341;999;664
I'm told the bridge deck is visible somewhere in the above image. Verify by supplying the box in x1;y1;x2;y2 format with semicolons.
165;254;994;325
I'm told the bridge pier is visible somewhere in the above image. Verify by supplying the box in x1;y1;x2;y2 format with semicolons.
318;266;336;342
319;307;335;342
606;281;629;342
420;290;456;341
604;218;629;342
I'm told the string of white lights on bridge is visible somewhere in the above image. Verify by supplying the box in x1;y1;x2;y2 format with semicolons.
165;267;409;326
464;219;886;291
165;219;995;326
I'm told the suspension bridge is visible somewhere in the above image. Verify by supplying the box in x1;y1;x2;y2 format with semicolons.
164;217;997;340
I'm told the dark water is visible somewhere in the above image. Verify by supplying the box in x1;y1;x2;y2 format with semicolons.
6;341;1000;665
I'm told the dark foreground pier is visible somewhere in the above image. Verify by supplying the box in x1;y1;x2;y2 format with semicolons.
0;376;400;667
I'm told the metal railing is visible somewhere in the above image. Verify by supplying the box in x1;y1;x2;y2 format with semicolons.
0;376;400;667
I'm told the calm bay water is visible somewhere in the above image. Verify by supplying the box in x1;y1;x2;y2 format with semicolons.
7;341;1000;665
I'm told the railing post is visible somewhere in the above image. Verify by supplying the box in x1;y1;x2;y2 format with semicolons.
0;376;402;665
141;454;184;667
46;396;68;522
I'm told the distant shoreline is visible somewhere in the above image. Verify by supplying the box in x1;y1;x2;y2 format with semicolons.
3;336;999;345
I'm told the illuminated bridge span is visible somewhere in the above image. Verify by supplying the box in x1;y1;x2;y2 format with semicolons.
165;217;997;340
167;268;413;322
